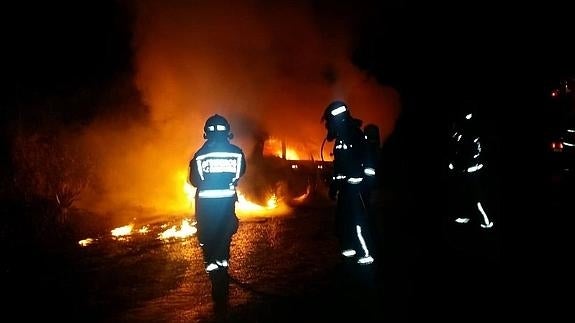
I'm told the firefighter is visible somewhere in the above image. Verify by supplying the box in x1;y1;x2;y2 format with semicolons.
188;114;247;275
322;100;377;265
447;109;494;229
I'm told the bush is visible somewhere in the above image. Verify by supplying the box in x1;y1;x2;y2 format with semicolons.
11;127;93;225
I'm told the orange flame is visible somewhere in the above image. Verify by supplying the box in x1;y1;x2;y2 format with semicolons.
291;184;311;204
183;181;292;217
158;218;197;240
78;165;305;246
263;137;309;160
78;238;94;247
111;223;134;237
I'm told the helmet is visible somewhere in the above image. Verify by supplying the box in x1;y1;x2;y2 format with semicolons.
203;114;233;141
321;100;352;141
321;100;351;125
450;105;483;143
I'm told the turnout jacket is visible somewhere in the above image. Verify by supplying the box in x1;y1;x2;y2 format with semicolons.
189;140;246;199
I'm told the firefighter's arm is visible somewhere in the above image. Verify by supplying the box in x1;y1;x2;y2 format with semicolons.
239;151;247;178
360;136;377;182
328;178;339;200
231;151;247;187
329;170;344;201
188;158;200;187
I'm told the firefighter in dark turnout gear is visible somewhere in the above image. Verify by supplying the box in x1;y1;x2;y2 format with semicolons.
322;100;377;265
189;114;247;274
447;110;493;229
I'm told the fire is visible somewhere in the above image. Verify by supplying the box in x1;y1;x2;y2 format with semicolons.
266;194;278;208
82;181;290;244
78;238;94;247
291;184;311;204
79;218;198;245
235;191;289;216
79;194;285;246
158;219;197;240
109;222;154;241
78;163;305;246
111;223;134;237
182;182;292;217
263;137;311;160
283;148;300;160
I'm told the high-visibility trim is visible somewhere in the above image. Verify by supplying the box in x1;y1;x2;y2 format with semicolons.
216;259;229;267
467;163;483;172
207;125;227;132
205;263;219;272
364;168;375;176
342;249;356;257
477;201;494;229
195;152;243;181
356;225;371;260
357;255;374;265
196;159;204;180
198;189;236;198
347;177;363;184
331;105;347;116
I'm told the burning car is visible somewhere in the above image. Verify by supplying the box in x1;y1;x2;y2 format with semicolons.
239;136;332;206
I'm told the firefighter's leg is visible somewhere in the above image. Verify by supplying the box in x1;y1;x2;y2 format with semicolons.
208;232;230;306
213;235;231;270
337;191;358;260
202;238;219;273
214;199;236;270
355;193;374;265
477;201;493;229
454;182;471;225
197;201;220;273
473;177;493;229
212;200;234;307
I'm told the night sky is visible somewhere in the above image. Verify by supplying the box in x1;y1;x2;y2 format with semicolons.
2;1;135;122
3;1;574;120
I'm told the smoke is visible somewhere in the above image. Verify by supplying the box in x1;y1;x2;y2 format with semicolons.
76;0;400;218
